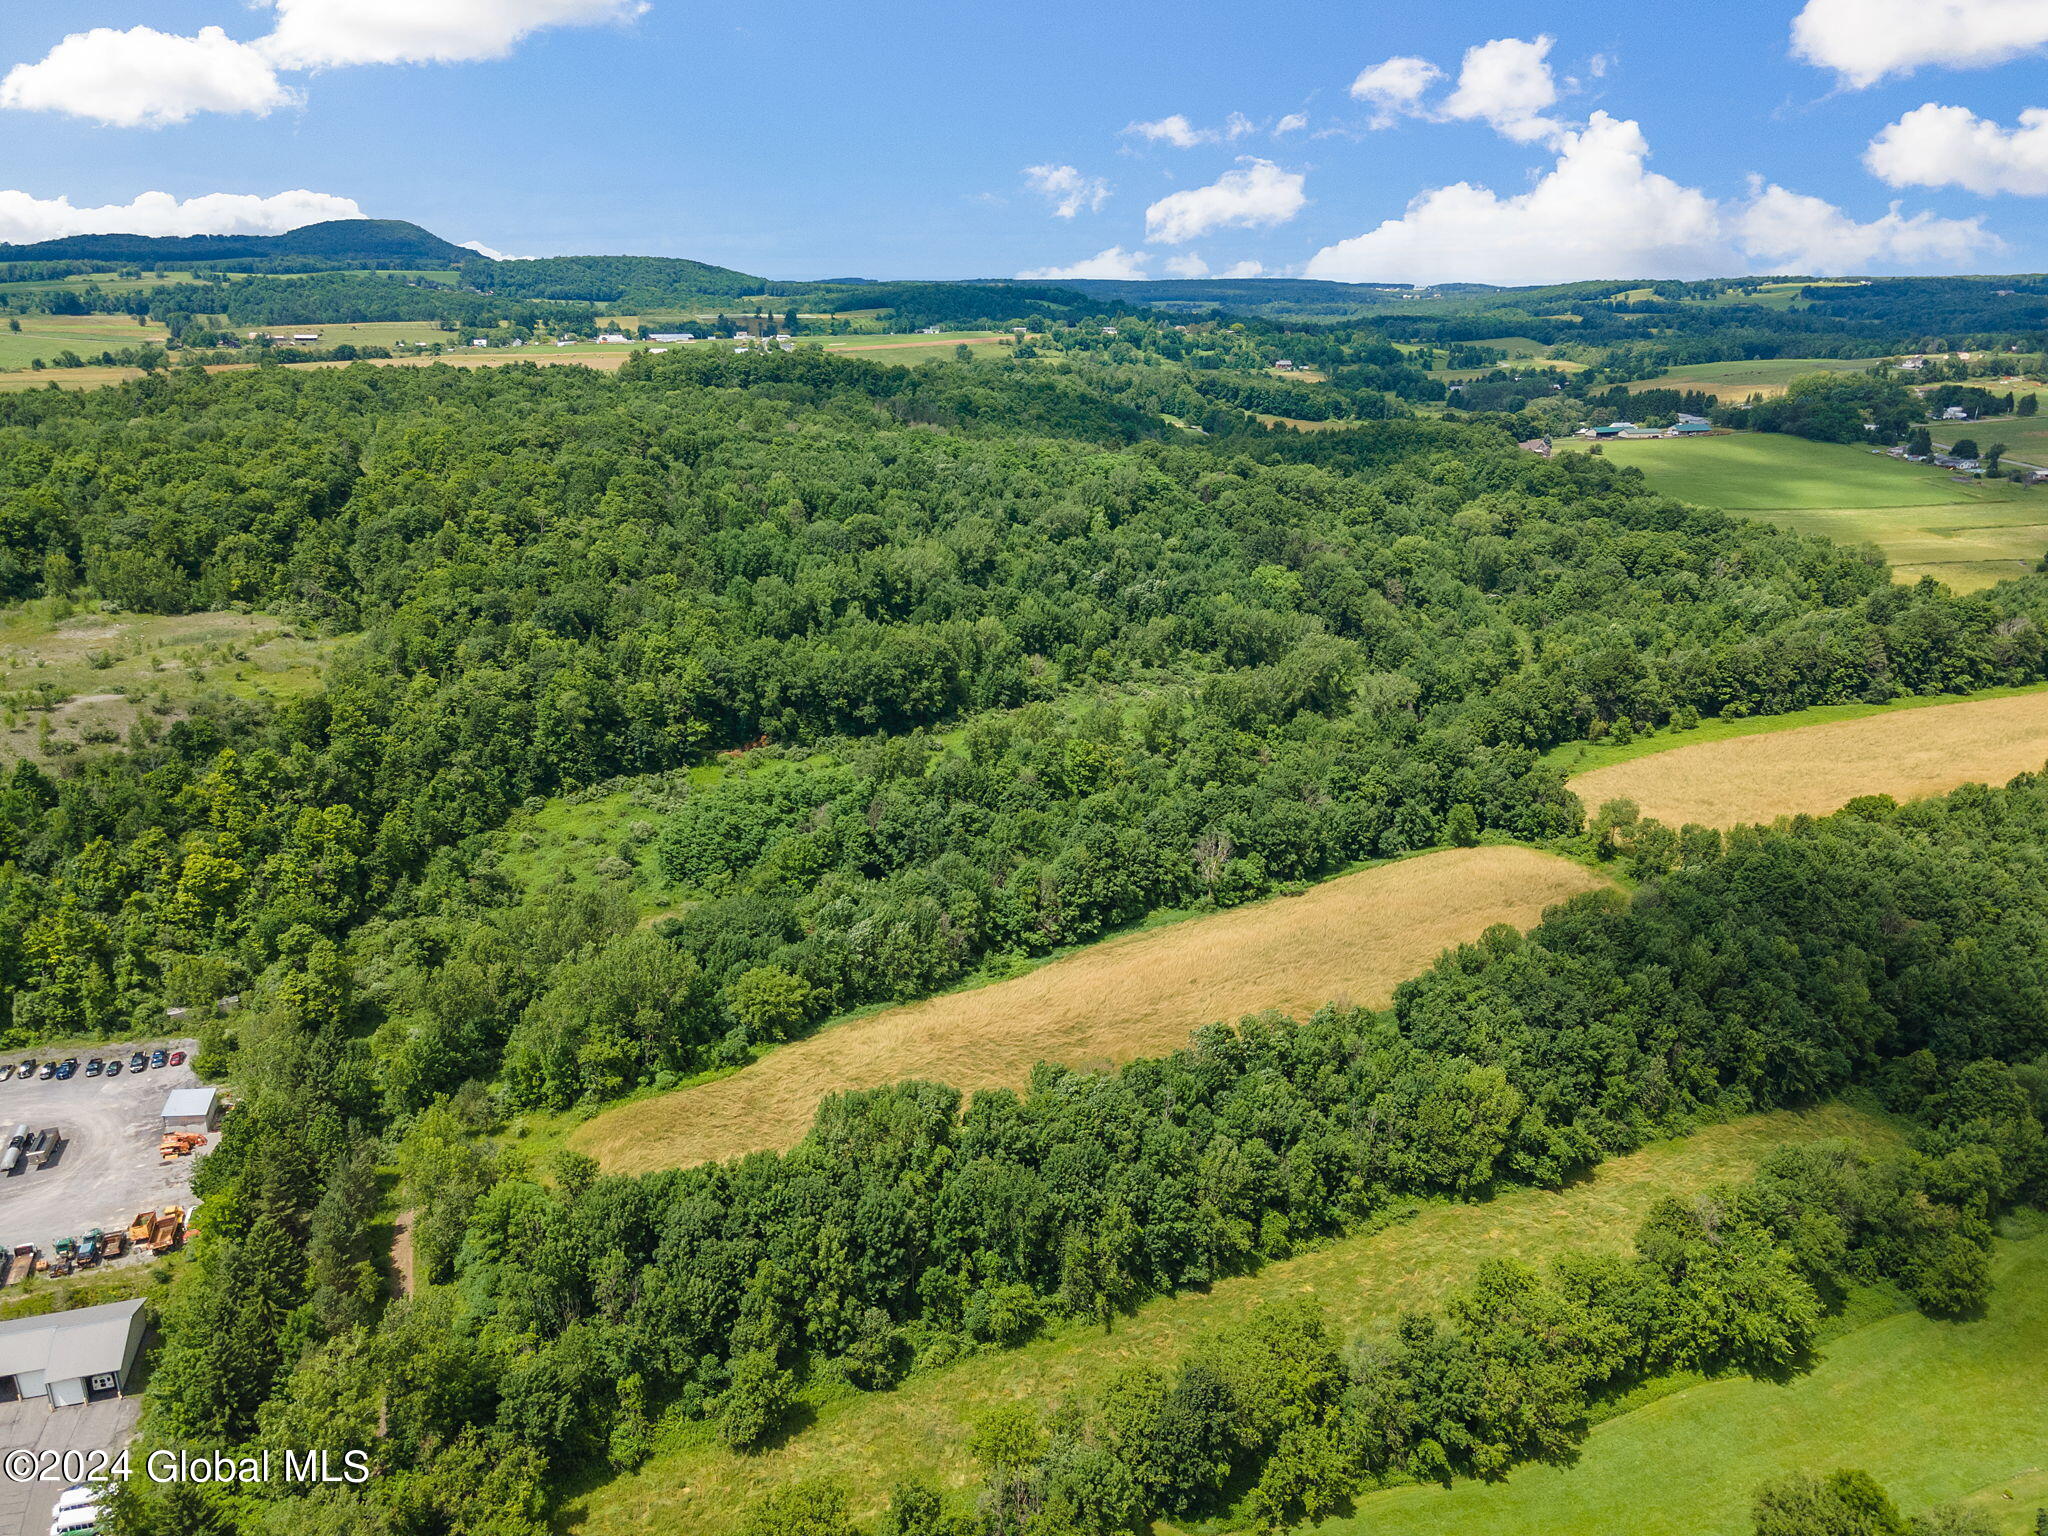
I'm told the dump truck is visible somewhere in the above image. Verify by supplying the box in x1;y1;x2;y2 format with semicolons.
149;1208;184;1255
128;1211;155;1244
97;1230;125;1260
4;1244;37;1286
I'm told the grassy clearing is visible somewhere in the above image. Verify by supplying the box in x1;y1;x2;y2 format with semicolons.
0;600;336;764
1567;688;2048;829
490;766;734;923
1326;1216;2048;1536
1626;357;1880;399
1582;431;2048;590
564;1104;1896;1536
569;846;1611;1174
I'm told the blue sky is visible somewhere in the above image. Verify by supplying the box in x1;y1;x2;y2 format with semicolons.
2;0;2047;284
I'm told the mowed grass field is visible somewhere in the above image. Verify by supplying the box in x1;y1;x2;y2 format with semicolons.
1587;431;2048;589
1626;356;1879;399
569;846;1611;1173
1569;689;2048;829
566;1104;1893;1536
1947;394;2048;468
1328;1221;2048;1536
0;312;170;369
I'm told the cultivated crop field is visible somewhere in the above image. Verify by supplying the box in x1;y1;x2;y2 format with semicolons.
569;845;1612;1173
1625;356;1879;399
1569;688;2048;828
1333;1221;2048;1536
1589;431;2048;589
566;1104;1892;1536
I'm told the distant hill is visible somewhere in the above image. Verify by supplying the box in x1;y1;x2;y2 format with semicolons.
0;219;468;267
458;253;785;305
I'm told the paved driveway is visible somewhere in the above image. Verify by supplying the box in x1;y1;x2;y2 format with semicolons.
0;1391;139;1536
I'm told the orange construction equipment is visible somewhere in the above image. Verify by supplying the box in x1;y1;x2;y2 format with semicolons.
149;1207;185;1255
128;1211;155;1243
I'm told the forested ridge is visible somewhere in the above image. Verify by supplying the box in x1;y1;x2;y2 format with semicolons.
0;348;2041;1535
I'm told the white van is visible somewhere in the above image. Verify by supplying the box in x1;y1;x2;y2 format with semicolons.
53;1486;99;1514
49;1501;100;1535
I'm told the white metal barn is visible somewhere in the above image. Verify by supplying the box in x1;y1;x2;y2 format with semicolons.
0;1299;147;1407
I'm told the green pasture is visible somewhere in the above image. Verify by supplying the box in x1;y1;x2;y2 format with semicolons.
1323;1219;2048;1536
1628;356;1879;399
563;1107;1893;1536
1584;431;2048;590
0;312;170;369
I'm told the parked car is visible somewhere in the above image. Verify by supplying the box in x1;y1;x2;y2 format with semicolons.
149;1050;167;1069
54;1060;77;1081
37;1063;55;1080
108;1061;125;1078
168;1050;186;1066
0;1065;13;1083
84;1059;103;1078
128;1052;146;1071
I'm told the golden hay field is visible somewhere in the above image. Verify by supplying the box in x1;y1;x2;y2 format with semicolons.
572;846;1610;1174
1571;690;2048;829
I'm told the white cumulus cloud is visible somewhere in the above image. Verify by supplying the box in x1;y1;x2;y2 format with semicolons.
1273;112;1308;136
1016;246;1149;280
1792;0;2048;86
1163;253;1209;277
1738;183;1995;270
1866;103;2048;196
1350;56;1444;126
1;0;649;125
1022;163;1110;218
0;26;294;128
1441;35;1561;143
1144;159;1306;245
0;188;364;245
1124;112;1254;149
1219;259;1264;277
1303;112;1992;285
253;0;648;69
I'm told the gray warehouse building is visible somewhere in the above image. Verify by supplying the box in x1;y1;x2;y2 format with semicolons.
0;1298;147;1407
160;1086;220;1131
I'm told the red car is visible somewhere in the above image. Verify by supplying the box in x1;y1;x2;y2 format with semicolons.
168;1049;186;1066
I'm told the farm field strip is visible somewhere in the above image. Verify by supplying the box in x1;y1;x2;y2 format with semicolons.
1624;356;1880;399
1568;688;2048;829
1325;1223;2048;1536
1585;432;2048;591
569;846;1612;1173
566;1104;1894;1536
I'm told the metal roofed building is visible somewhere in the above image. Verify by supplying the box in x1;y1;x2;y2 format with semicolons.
161;1086;220;1130
0;1298;147;1407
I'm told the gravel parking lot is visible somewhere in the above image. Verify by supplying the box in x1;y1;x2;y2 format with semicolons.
0;1042;208;1254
